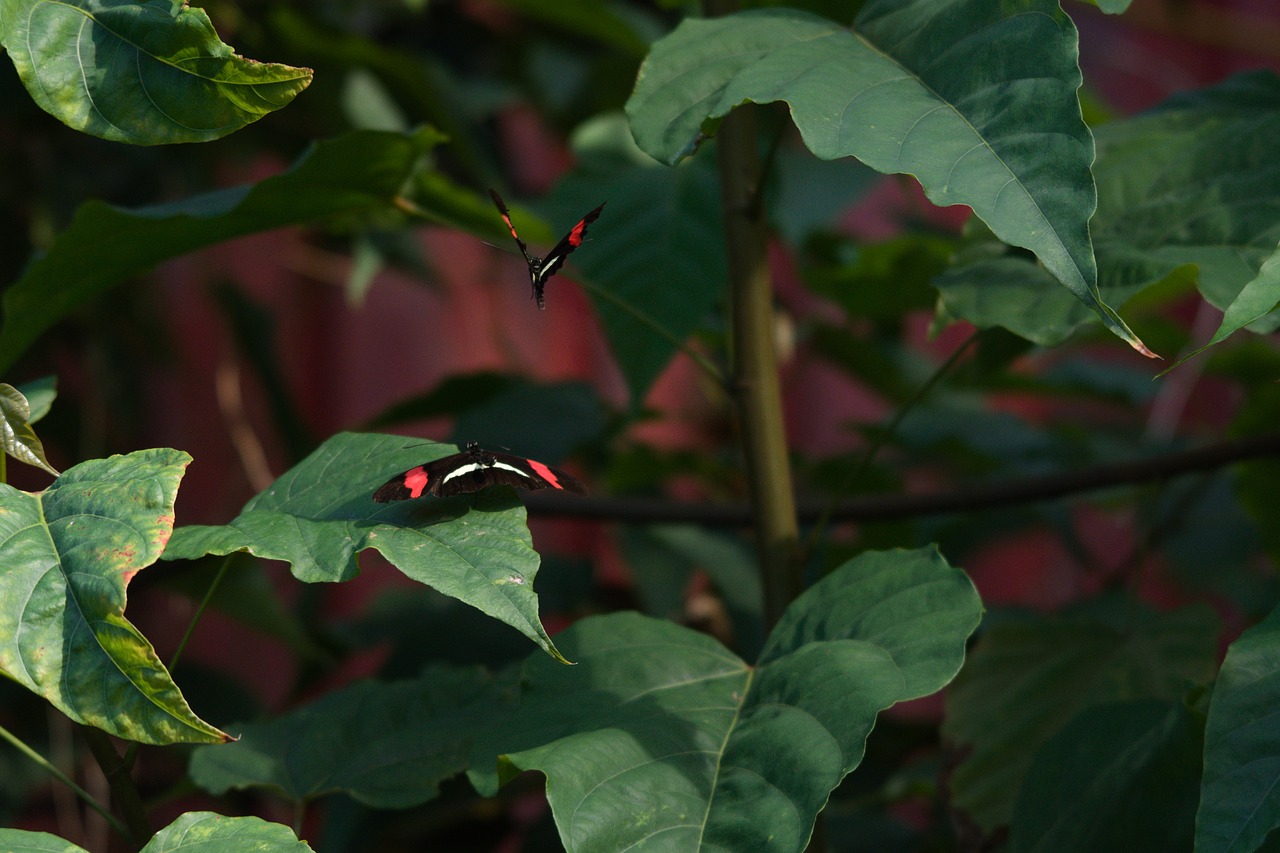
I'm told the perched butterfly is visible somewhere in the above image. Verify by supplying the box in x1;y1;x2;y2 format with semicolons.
489;189;605;309
372;442;587;501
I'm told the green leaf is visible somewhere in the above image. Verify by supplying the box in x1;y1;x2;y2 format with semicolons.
450;380;605;463
546;114;727;401
0;828;87;852
942;605;1219;831
190;666;508;808
16;375;56;424
626;3;1151;355
0;0;311;144
1197;603;1280;852
162;432;567;663
1011;700;1202;853
141;812;313;852
0;449;228;744
0;129;439;374
488;0;649;57
0;383;59;476
474;547;981;852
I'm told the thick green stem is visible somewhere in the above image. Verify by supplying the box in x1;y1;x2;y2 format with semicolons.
705;1;801;630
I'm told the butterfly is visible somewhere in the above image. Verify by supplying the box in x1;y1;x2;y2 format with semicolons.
489;189;605;309
372;441;587;501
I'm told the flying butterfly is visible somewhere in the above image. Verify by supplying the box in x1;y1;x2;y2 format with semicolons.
489;189;605;310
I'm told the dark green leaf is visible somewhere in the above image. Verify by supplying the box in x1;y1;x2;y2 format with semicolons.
15;376;56;424
0;0;311;144
473;547;981;852
0;828;87;852
0;129;440;373
0;449;228;744
162;432;567;662
627;2;1150;354
190;666;509;808
1197;603;1280;852
450;380;605;462
1011;700;1202;853
943;605;1219;830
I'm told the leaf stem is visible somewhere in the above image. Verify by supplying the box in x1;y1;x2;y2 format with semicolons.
0;721;132;839
81;727;152;843
169;554;236;672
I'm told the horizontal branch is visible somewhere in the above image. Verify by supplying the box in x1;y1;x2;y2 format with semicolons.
524;432;1280;527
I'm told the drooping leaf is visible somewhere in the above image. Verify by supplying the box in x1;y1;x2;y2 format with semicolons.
162;432;567;662
943;605;1219;831
471;547;982;853
0;449;228;744
626;2;1152;355
0;383;59;476
141;813;313;852
189;665;510;808
1011;700;1203;853
0;128;441;373
1196;603;1280;852
0;0;311;144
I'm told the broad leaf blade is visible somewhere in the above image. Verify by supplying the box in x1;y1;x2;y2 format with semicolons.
0;0;311;144
189;665;509;807
0;449;228;744
626;3;1151;355
0;829;87;852
141;813;312;852
943;605;1219;831
1011;700;1202;853
0;383;59;476
1196;603;1280;852
475;547;981;853
163;433;567;662
0;129;438;373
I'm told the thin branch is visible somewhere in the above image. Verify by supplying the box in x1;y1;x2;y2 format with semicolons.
0;721;131;839
81;727;152;844
525;431;1280;526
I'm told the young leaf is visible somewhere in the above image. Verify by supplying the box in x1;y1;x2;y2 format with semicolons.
943;605;1219;831
471;547;982;853
1196;603;1280;852
0;129;441;374
0;383;59;476
0;0;312;144
626;2;1154;356
0;448;228;744
162;432;568;663
189;665;510;808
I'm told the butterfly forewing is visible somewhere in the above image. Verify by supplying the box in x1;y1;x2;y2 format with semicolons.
488;189;605;310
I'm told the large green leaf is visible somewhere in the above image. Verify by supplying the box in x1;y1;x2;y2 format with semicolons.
142;813;312;852
472;547;982;853
0;128;440;374
626;2;1151;355
0;0;310;144
1196;603;1280;852
0;449;227;744
1011;700;1203;853
162;432;567;662
189;665;509;808
938;71;1280;351
943;605;1220;831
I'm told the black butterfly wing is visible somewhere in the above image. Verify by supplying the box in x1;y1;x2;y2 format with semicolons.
489;189;534;267
373;445;587;500
536;202;606;285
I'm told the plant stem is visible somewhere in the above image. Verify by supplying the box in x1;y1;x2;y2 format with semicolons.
0;721;132;839
170;554;235;672
81;726;153;843
705;0;801;631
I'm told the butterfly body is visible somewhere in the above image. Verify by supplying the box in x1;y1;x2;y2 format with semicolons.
489;189;605;309
373;442;587;501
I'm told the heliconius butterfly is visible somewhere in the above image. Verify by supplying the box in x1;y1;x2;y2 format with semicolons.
372;442;587;501
489;189;605;310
